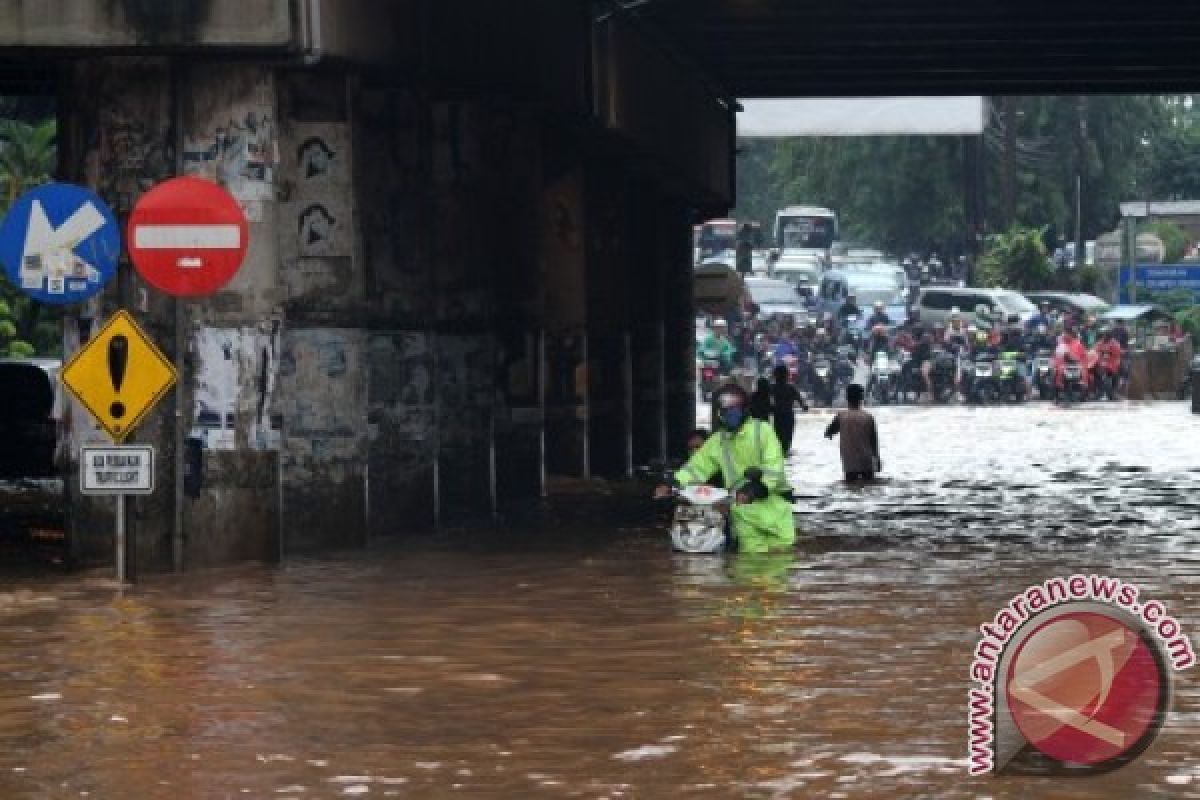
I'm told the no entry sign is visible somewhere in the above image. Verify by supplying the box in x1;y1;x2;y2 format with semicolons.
128;177;249;297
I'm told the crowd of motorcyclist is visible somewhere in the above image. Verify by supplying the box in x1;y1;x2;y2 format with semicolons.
700;296;1134;406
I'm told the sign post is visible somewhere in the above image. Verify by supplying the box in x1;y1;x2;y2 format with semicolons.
80;445;155;584
63;314;175;583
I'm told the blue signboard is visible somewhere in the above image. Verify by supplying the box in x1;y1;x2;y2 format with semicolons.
0;183;119;305
1117;264;1200;304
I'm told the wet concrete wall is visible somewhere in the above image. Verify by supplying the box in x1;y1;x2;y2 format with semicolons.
53;2;715;571
0;0;293;48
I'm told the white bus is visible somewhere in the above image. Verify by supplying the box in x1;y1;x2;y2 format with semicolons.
773;206;839;264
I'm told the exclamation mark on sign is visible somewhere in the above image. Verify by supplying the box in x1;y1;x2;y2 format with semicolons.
108;334;129;429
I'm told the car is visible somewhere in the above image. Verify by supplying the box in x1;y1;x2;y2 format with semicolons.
769;252;823;299
744;276;807;320
816;269;909;326
1023;291;1110;319
0;358;61;479
917;286;1038;327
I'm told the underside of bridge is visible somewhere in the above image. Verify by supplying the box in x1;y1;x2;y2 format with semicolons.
0;0;1191;571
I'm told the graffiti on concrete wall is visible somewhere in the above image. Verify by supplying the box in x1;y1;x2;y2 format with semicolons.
183;71;278;222
277;330;366;479
189;323;283;452
81;67;172;213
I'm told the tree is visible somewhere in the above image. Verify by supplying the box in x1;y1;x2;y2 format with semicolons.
0;117;59;357
976;226;1055;290
0;119;55;207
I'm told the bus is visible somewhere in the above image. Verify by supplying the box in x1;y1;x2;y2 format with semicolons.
773;206;839;266
693;219;764;266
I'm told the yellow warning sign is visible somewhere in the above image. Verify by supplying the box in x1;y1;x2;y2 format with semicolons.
61;310;177;443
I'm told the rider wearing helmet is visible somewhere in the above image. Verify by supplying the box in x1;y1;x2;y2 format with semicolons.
661;384;796;553
701;319;736;373
838;293;863;328
867;300;891;329
944;309;969;354
867;323;891;357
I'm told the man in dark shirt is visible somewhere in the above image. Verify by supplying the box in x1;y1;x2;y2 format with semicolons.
824;384;881;481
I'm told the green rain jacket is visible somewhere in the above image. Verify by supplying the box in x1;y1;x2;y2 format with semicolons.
700;333;736;372
674;418;796;553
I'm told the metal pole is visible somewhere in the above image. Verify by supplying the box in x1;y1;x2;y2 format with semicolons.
624;331;633;478
538;329;546;498
1126;216;1138;304
115;494;126;584
171;58;186;573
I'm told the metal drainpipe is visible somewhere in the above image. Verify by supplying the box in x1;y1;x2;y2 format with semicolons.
302;0;324;65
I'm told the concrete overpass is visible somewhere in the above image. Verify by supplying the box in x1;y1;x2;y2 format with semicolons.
0;1;1192;572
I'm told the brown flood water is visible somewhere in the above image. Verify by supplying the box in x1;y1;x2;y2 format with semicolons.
2;403;1200;798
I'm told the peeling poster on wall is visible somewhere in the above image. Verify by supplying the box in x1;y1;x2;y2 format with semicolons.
190;324;282;451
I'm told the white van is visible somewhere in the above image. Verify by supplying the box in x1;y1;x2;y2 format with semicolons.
918;287;1037;327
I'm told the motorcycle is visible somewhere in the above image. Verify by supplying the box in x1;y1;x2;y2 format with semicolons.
1032;350;1055;401
833;345;858;402
996;351;1026;403
968;353;997;405
811;354;835;407
894;350;922;404
1090;349;1119;401
1058;356;1087;405
868;350;898;405
930;349;958;404
699;347;723;401
667;484;730;554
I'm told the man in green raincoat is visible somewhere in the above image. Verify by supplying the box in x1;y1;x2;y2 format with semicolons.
659;384;796;553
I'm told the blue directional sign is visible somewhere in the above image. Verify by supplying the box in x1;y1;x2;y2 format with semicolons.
1118;265;1200;304
0;183;120;305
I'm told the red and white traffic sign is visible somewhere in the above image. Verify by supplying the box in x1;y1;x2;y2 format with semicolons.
128;176;249;297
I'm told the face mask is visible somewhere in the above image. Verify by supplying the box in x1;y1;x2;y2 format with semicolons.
719;408;746;430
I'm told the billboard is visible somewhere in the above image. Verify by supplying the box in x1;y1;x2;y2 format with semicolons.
737;97;987;137
1117;265;1200;303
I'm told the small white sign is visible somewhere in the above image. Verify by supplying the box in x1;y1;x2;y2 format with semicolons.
81;446;155;495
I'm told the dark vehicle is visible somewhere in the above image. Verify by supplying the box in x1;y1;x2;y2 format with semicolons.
0;359;60;479
0;359;65;563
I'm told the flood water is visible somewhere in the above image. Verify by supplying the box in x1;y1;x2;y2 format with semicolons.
2;403;1200;798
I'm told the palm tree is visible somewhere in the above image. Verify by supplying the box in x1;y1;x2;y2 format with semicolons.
0;118;56;210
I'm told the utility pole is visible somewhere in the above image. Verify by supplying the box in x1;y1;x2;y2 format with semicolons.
1002;96;1018;226
1075;96;1088;273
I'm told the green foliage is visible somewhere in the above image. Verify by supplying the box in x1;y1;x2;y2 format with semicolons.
1139;288;1196;313
976;226;1055;290
1140;221;1189;263
0;114;61;358
1178;307;1200;346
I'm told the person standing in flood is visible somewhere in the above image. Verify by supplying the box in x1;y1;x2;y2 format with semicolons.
770;364;807;455
824;384;881;482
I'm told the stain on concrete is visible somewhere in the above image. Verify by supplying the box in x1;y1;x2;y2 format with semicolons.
113;0;213;45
